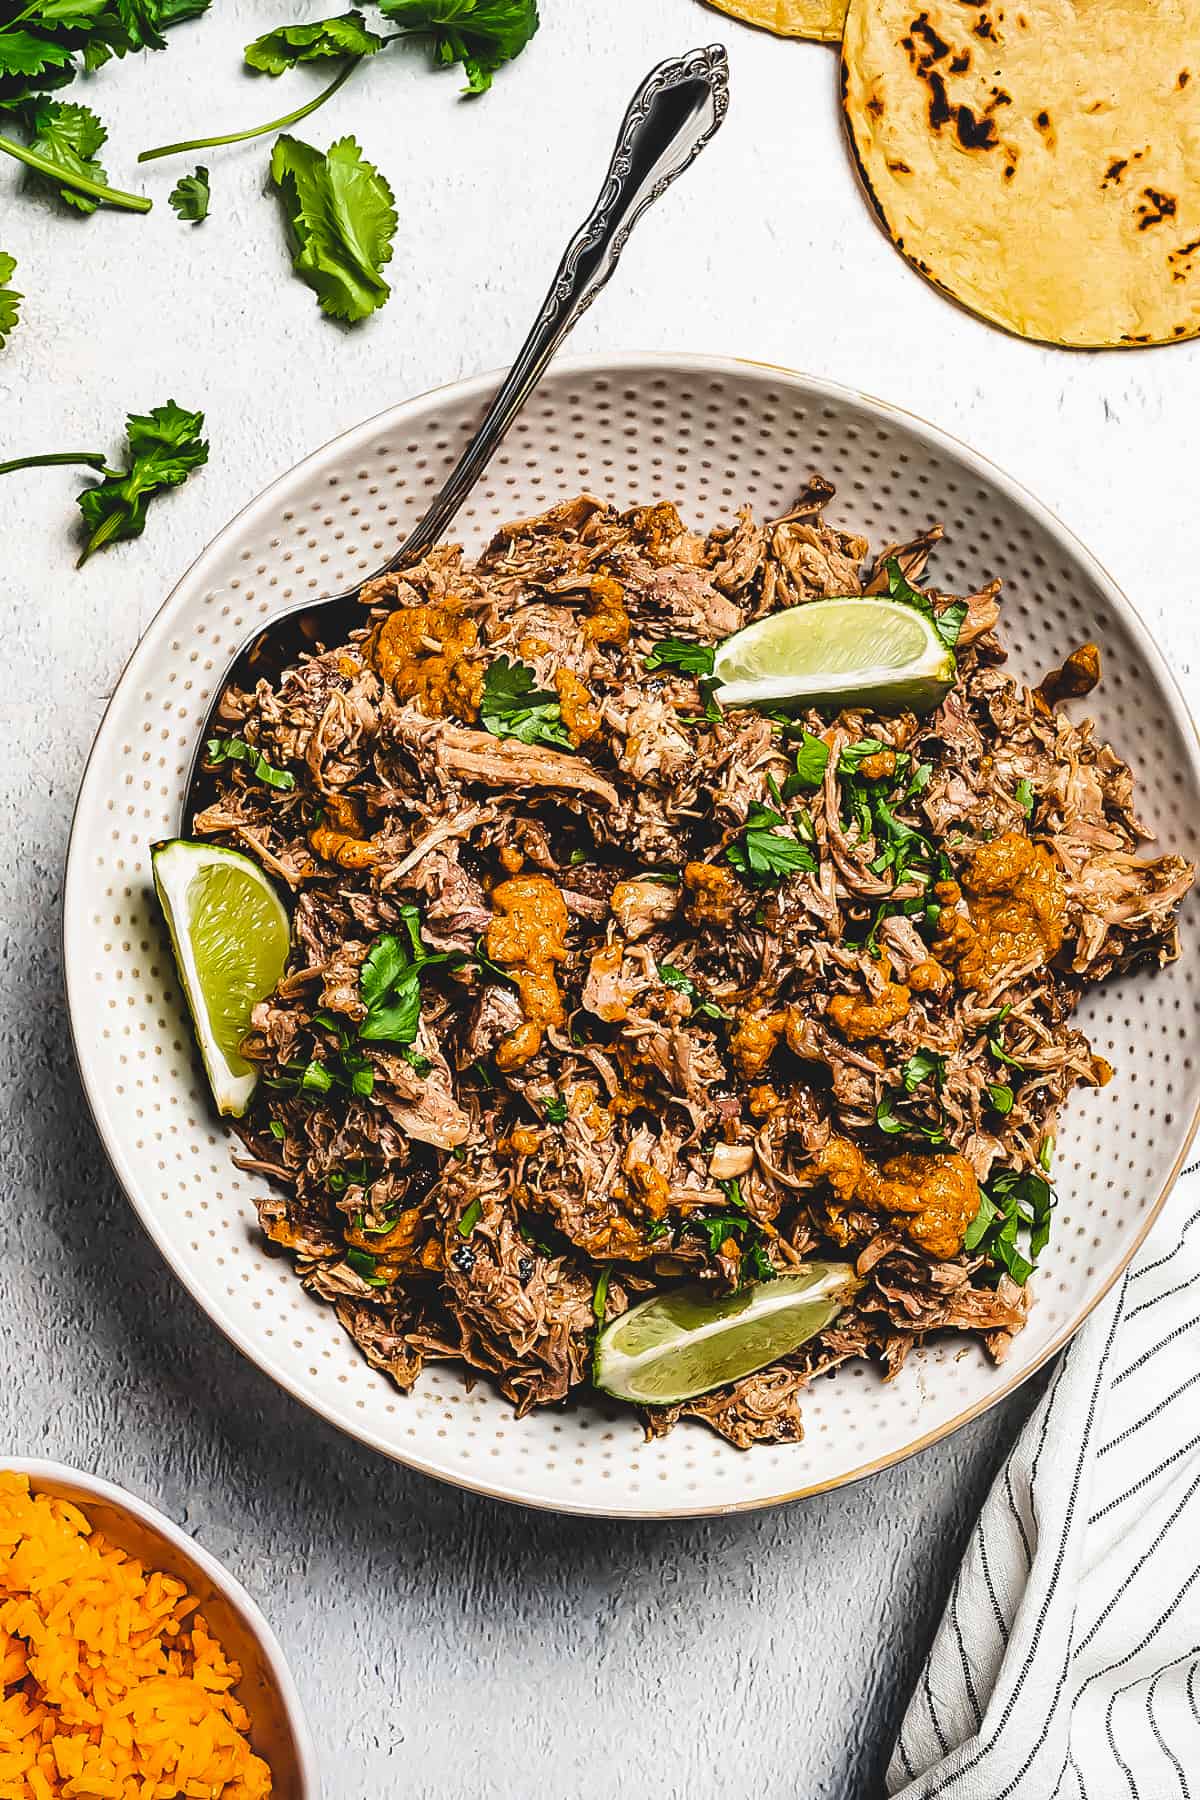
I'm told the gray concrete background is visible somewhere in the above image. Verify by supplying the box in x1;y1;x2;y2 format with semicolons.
1;1;1196;1794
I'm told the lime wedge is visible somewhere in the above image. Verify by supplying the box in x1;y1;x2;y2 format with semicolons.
593;1263;860;1406
712;597;955;713
151;839;290;1117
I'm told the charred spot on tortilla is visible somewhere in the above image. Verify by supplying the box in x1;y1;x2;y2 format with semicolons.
1135;186;1178;230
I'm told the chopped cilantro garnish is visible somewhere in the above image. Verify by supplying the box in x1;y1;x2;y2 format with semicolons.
206;736;295;791
480;654;572;751
964;1166;1055;1286
987;1083;1015;1114
345;1247;390;1287
726;803;818;885
458;1197;483;1238
901;1048;946;1093
657;962;729;1020
268;1119;286;1141
836;737;889;774
592;1265;611;1327
784;729;830;793
542;1093;568;1124
359;907;458;1046
1015;777;1036;819
886;558;967;651
644;637;715;675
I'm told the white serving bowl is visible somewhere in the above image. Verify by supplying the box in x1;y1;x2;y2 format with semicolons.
64;353;1200;1517
3;1458;319;1793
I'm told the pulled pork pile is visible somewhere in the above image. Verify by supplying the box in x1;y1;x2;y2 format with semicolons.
192;485;1194;1448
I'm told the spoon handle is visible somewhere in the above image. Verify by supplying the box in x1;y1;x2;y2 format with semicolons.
393;44;730;570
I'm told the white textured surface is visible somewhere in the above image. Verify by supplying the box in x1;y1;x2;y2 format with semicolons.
2;0;1199;1793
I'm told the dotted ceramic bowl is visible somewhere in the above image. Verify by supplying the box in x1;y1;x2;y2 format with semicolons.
4;1458;319;1794
64;354;1200;1518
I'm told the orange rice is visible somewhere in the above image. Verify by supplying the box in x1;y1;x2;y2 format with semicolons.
0;1472;273;1800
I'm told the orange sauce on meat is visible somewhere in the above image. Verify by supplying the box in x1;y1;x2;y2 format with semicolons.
626;1161;672;1219
826;957;912;1041
309;825;377;870
309;793;376;868
730;1012;785;1080
938;832;1067;992
811;1137;980;1261
857;749;897;780
343;1207;423;1258
907;957;949;995
368;600;485;721
485;876;569;1071
582;575;631;648
683;861;739;928
498;1124;542;1157
553;668;601;744
749;1083;781;1117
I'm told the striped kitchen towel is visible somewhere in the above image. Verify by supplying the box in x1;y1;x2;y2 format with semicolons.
889;1161;1200;1800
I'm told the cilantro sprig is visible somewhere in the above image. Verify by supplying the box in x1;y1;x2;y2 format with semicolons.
0;0;209;211
480;654;572;751
0;400;208;566
374;0;539;94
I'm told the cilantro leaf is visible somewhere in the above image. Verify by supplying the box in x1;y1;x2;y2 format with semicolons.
373;0;539;94
987;1082;1015;1114
246;11;386;74
541;1093;567;1124
836;736;889;774
206;736;295;790
358;912;459;1046
345;1246;390;1286
75;400;208;564
22;98;107;211
0;251;21;349
656;962;728;1020
726;802;818;886
783;729;829;794
643;636;715;676
901;1048;945;1093
480;654;572;750
886;558;966;652
1014;777;1035;819
270;131;397;322
964;1166;1054;1285
169;162;208;221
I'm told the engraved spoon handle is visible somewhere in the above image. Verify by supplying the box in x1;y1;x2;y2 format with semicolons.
392;44;729;569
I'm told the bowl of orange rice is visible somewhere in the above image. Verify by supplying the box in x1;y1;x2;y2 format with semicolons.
0;1460;318;1798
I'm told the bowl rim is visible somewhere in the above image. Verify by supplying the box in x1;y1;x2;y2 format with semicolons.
62;349;1200;1518
2;1456;321;1793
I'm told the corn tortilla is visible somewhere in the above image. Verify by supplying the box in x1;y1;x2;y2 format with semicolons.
841;0;1200;347
703;0;847;44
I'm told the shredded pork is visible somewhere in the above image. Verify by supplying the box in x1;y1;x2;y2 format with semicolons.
191;488;1193;1449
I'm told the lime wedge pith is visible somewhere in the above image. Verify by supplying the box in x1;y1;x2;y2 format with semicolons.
151;839;290;1117
711;597;955;714
593;1264;860;1406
